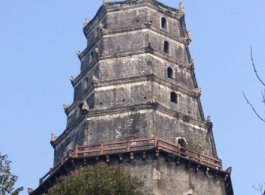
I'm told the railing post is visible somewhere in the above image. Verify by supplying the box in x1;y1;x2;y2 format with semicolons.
219;159;223;170
39;178;42;186
49;168;53;175
177;144;181;155
127;139;130;151
154;136;158;147
100;142;104;154
74;145;78;157
198;154;202;163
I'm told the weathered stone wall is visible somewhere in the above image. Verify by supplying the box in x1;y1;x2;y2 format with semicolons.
149;31;189;63
152;83;200;120
54;122;85;164
102;30;148;56
154;111;211;155
74;64;99;101
121;154;227;195
84;110;155;145
93;153;228;195
150;54;194;89
105;6;182;37
93;81;152;109
99;54;150;81
82;109;211;156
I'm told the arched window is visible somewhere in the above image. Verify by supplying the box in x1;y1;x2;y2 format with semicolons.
164;41;169;53
167;67;173;78
178;138;186;147
170;92;177;103
89;52;94;64
91;52;94;59
83;77;88;89
161;17;167;29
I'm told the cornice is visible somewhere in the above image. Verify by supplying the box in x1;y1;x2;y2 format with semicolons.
83;0;184;37
73;45;193;89
69;73;201;115
55;99;207;149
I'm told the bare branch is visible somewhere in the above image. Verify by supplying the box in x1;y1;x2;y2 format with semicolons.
251;47;265;87
252;183;264;194
243;92;265;122
261;89;265;105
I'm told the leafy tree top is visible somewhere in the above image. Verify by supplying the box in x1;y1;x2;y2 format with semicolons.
0;152;23;195
46;162;149;195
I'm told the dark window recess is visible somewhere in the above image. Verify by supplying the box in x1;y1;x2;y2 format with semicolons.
170;92;177;103
167;67;173;78
100;102;102;105
164;41;169;53
91;52;94;59
161;17;167;28
178;138;186;147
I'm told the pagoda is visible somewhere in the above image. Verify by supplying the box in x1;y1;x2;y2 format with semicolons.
30;1;233;194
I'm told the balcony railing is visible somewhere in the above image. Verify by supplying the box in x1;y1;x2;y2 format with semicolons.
39;137;222;185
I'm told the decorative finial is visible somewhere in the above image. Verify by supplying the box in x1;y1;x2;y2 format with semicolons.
206;115;211;122
92;75;99;84
95;48;100;54
225;167;232;174
82;101;89;113
63;104;70;110
83;18;90;28
149;96;157;104
69;76;75;83
178;2;185;15
27;188;33;194
76;50;81;56
184;31;192;43
103;0;109;4
99;23;104;29
51;134;58;142
189;59;196;69
191;88;202;97
146;17;152;24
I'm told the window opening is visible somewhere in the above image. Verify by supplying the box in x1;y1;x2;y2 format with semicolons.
170;92;177;103
167;67;173;78
178;138;186;147
164;41;169;53
161;17;167;29
84;77;88;89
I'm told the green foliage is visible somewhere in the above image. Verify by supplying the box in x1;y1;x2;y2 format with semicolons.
0;152;23;195
47;162;148;195
185;140;203;153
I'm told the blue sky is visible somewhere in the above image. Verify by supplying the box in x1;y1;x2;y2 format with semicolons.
0;0;264;194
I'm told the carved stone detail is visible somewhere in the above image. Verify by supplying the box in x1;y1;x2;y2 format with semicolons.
76;50;81;57
92;75;99;84
178;2;185;16
191;88;202;97
51;134;58;142
83;18;90;28
189;59;196;70
63;104;70;110
69;76;75;84
184;31;192;44
82;101;89;114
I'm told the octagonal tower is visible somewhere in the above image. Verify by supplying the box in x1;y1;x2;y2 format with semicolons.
31;1;233;195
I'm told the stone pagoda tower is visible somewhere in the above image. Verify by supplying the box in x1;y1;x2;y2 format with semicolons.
30;1;233;195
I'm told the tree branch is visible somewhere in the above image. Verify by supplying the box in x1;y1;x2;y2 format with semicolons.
253;183;265;195
251;47;265;87
261;89;265;105
243;92;265;122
